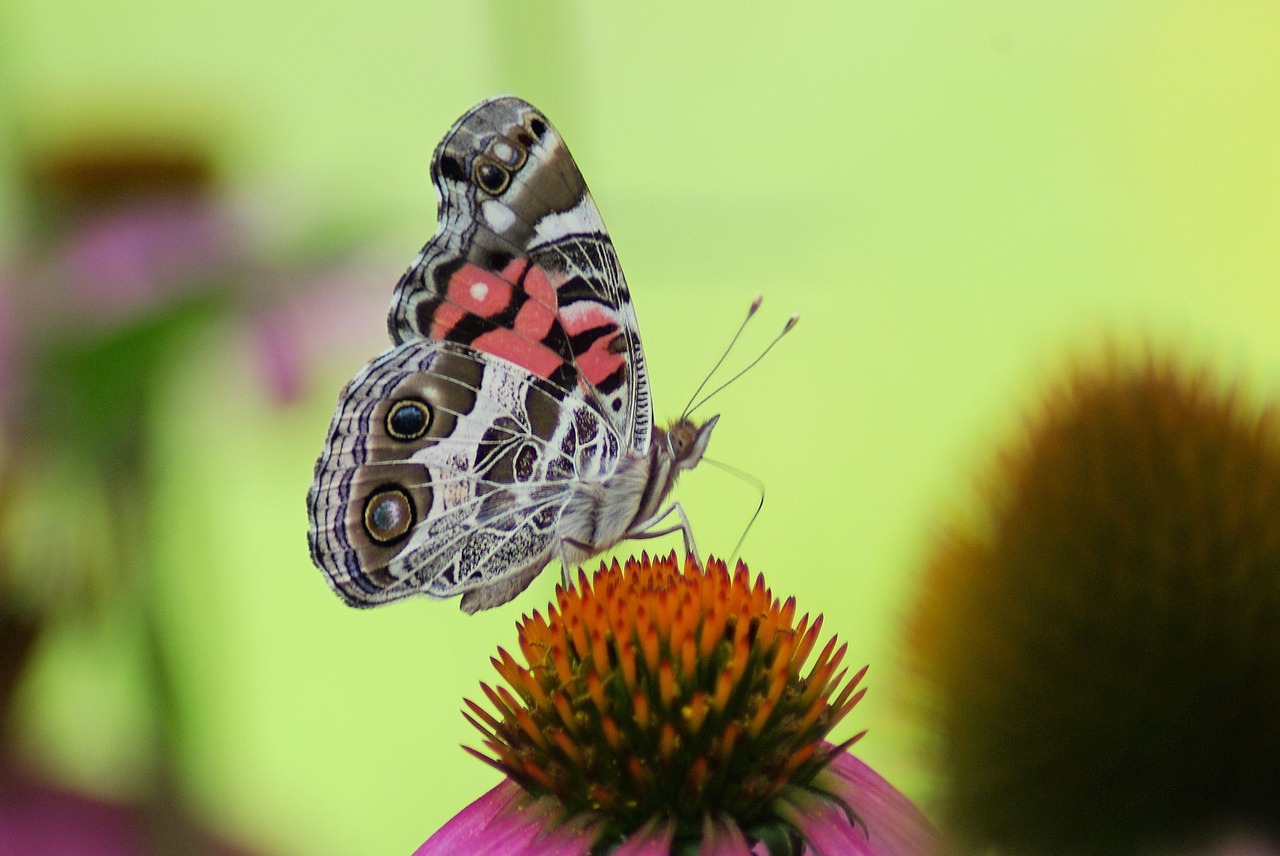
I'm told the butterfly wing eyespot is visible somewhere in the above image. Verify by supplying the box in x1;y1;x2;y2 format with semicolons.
524;113;548;141
363;487;415;544
472;158;510;195
437;153;467;183
386;399;431;440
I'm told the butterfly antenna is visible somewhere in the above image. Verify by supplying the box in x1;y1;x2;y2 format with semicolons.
681;295;764;418
687;312;799;418
702;456;765;563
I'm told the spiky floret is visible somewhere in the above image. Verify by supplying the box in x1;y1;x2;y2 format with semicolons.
464;552;866;849
908;354;1280;854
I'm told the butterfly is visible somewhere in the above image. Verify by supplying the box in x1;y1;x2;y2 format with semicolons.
307;96;718;613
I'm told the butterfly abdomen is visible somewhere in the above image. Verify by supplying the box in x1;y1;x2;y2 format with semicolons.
558;452;652;565
555;415;719;564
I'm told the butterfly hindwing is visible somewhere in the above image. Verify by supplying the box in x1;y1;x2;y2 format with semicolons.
387;96;652;454
306;338;621;610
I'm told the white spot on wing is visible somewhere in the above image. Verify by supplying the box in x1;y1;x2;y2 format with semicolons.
470;281;489;302
481;199;517;232
492;141;516;164
531;194;606;247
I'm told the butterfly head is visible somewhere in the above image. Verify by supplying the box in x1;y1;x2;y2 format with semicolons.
665;414;719;471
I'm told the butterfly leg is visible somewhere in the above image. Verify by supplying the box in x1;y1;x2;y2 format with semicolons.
555;541;580;588
627;502;700;565
558;502;701;583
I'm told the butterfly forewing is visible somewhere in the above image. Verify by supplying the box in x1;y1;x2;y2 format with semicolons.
388;96;651;453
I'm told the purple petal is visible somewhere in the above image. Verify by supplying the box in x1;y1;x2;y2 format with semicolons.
59;198;242;324
608;818;676;856
413;780;527;855
775;791;876;856
697;814;754;856
0;763;258;856
413;754;934;856
414;780;607;856
800;752;936;856
0;776;141;856
242;266;390;404
525;810;607;856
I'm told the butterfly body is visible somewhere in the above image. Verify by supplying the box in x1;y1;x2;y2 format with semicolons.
557;415;718;564
308;96;716;613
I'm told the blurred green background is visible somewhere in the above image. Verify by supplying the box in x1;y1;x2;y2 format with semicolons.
1;1;1278;854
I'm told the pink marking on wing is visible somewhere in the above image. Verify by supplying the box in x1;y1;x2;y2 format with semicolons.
561;302;616;336
513;271;557;342
446;262;520;317
430;301;465;339
501;257;530;281
562;303;625;387
576;331;625;386
472;328;566;379
522;263;558;307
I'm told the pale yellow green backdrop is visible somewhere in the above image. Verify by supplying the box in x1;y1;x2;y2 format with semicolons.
3;2;1279;854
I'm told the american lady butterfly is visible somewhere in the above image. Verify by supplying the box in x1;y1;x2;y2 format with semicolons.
307;96;718;613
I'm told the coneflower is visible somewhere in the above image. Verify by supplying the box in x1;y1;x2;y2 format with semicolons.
419;553;935;855
908;354;1280;855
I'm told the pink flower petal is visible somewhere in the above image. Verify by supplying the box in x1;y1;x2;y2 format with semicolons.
775;792;876;856
414;754;932;856
526;810;607;856
814;752;936;856
697;814;754;856
607;818;676;856
60;198;243;324
413;780;527;854
414;780;609;856
0;776;141;855
242;267;389;404
769;750;935;855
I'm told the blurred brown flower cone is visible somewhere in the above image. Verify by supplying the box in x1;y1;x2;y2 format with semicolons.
907;353;1280;855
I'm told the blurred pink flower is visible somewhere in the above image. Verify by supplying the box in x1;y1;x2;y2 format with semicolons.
56;196;243;325
0;762;257;856
1;143;395;423
242;261;390;404
0;142;380;856
0;772;141;856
